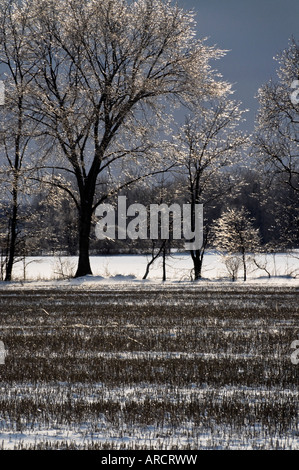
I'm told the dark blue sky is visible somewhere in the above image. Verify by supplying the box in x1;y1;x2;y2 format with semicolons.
177;0;299;132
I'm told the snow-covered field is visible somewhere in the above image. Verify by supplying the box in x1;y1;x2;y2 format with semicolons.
0;252;298;450
6;250;299;288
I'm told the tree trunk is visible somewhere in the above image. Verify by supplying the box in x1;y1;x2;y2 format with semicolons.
75;204;93;278
143;241;166;280
191;249;204;280
242;249;247;282
5;107;22;282
162;245;166;282
5;180;18;282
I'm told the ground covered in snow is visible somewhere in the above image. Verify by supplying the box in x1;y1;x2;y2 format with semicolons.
0;277;298;450
3;250;299;289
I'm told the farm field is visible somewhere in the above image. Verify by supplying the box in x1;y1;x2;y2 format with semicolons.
0;282;298;450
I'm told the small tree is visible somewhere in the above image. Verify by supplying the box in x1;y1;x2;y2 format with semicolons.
174;96;248;280
222;255;241;282
213;207;261;281
141;176;178;281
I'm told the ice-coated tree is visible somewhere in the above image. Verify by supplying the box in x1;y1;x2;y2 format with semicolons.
4;0;230;278
213;207;261;281
0;2;41;281
174;97;248;280
253;38;299;193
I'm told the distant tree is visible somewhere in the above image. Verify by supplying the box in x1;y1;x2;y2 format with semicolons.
230;166;299;250
28;184;78;256
213;207;261;281
221;254;241;282
266;177;299;250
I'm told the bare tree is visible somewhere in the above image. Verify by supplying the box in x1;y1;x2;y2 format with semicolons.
5;0;230;278
0;1;40;281
253;38;299;193
213;207;261;282
141;176;175;281
174;97;248;280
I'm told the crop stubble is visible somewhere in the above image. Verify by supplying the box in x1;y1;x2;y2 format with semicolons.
0;284;298;449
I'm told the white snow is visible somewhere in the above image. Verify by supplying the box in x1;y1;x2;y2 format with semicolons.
4;250;299;288
0;250;298;450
